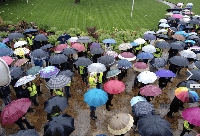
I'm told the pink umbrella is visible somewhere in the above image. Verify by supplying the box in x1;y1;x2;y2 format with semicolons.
0;56;14;65
140;85;162;96
133;62;149;72
104;80;125;94
54;44;68;53
172;14;183;19
190;46;200;50
71;43;86;52
120;52;135;58
14;58;29;66
182;107;200;126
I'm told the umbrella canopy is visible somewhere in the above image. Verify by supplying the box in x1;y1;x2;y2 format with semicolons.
182;107;200;126
49;54;68;65
44;115;75;136
177;80;199;90
186;69;200;80
90;48;105;54
10;129;39;136
195;61;200;69
0;48;13;57
88;63;106;73
46;75;71;89
138;114;173;136
140;85;162;96
102;38;116;44
34;34;48;41
0;42;8;48
8;33;24;40
169;56;189;66
118;43;132;50
137;71;157;84
24;28;38;34
137;52;154;59
97;55;115;67
54;44;68;53
142;45;156;53
175;87;199;103
27;66;42;76
1;98;31;125
104;80;125;94
144;31;156;35
156;29;168;34
29;49;48;60
57;34;71;41
172;14;183;19
0;56;14;65
118;52;136;61
105;51;118;58
130;42;139;47
134;38;146;44
133;62;149;72
132;101;155;117
44;96;68;113
62;48;78;55
39;66;60;78
170;42;184;50
71;43;86;52
155;41;171;49
108;113;134;135
14;41;27;48
189;19;200;24
130;96;147;106
14;59;29;67
117;59;132;69
159;23;170;28
90;42;101;50
9;66;24;79
58;70;74;77
143;34;156;40
155;69;176;77
14;75;36;87
68;37;78;42
76;36;92;43
40;44;53;50
149;58;167;68
106;68;121;78
84;88;108;107
74;57;92;66
172;34;185;41
179;50;196;58
14;48;30;56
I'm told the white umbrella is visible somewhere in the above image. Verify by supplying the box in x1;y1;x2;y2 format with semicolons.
137;71;157;84
159;23;170;28
189;32;197;36
196;53;200;60
179;49;196;58
142;45;156;53
159;19;167;23
118;54;136;61
186;3;193;6
88;63;107;73
165;13;173;16
144;31;156;35
156;29;167;34
14;41;27;48
134;38;146;45
118;43;132;50
177;3;184;6
68;37;78;42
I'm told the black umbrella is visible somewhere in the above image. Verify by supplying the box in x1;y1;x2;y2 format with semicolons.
90;48;105;54
40;44;53;50
44;114;75;136
155;41;171;49
157;34;169;39
0;48;13;57
149;58;167;68
8;33;24;40
132;101;154;117
49;54;68;65
177;80;198;90
76;36;92;43
44;96;68;113
169;27;177;32
9;66;24;79
170;42;184;50
29;49;48;60
24;28;38;34
185;26;194;29
143;34;156;40
195;61;200;68
177;20;187;25
62;48;78;55
10;129;39;136
166;8;182;12
57;34;71;41
186;69;200;80
187;35;199;40
169;56;189;66
34;34;48;41
74;57;92;66
189;19;200;24
59;70;74;77
97;55;115;67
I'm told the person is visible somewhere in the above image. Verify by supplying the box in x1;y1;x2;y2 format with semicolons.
78;66;88;85
90;106;97;120
47;105;62;121
53;88;64;97
154;47;162;58
33;59;43;67
27;82;39;106
105;93;113;111
0;85;12;106
64;79;71;98
26;34;34;50
32;74;43;95
158;77;171;89
15;114;34;130
180;120;195;136
96;72;103;89
144;96;154;102
89;73;97;88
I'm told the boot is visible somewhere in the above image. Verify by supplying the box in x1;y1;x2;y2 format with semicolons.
106;105;111;111
90;110;96;120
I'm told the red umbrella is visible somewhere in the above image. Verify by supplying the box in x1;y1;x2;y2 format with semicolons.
54;44;68;53
71;43;86;52
104;80;125;94
133;62;149;72
14;58;29;66
140;85;162;96
1;98;31;125
182;107;200;126
0;56;14;65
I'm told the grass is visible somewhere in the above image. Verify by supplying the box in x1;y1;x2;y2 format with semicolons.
0;0;170;31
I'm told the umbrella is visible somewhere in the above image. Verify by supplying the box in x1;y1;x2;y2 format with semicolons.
24;28;38;34
104;80;125;94
157;34;169;39
8;33;24;40
97;55;115;67
175;87;199;103
159;23;170;28
137;71;157;84
10;129;39;136
155;69;176;77
29;49;48;60
14;59;29;67
46;75;71;89
108;113;134;135
140;85;162;96
40;44;53;50
185;40;196;44
14;48;30;56
76;36;92;43
132;101;155;117
9;66;24;79
71;43;85;52
14;41;27;48
172;34;185;41
187;35;199;40
84;88;108;107
90;48;105;54
44;115;75;136
0;56;14;65
175;31;188;37
170;42;184;50
130;96;147;106
133;62;149;72
137;52;154;59
172;14;183;19
49;54;68;65
68;37;78;43
117;59;132;69
179;50;196;58
0;48;13;57
159;19;167;23
27;66;42;75
118;43;132;50
118;52;136;61
177;80;199;90
156;29;168;34
189;19;200;25
58;70;74;77
90;42;101;50
74;57;92;66
182;107;200;126
39;66;60;78
0;42;8;48
130;42;139;47
62;48;78;55
178;20;187;25
169;56;189;66
44;96;68;113
186;69;200;80
102;38;116;44
134;38;146;44
0;98;31;125
149;58;167;68
138;114;173;136
14;75;36;87
142;45;156;53
155;41;171;49
144;31;156;35
57;34;71;41
106;68;121;78
195;61;200;69
54;44;68;53
105;51;118;58
88;63;106;73
2;38;9;43
34;34;48;41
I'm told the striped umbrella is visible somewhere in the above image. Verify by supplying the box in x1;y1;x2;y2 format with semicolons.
46;75;71;89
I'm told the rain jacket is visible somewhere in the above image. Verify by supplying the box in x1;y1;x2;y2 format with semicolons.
89;76;96;88
27;83;37;97
78;66;86;75
66;81;71;87
184;121;194;131
97;72;103;83
53;89;64;97
27;36;34;46
0;86;11;98
154;48;162;58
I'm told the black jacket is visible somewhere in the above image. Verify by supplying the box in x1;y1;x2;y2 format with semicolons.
0;86;11;98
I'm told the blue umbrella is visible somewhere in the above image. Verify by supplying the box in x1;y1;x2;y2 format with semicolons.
0;48;13;57
137;52;154;59
155;69;176;77
84;88;108;107
0;42;8;48
117;59;132;69
143;34;156;40
24;28;38;34
175;31;189;37
90;42;101;50
130;96;147;106
57;34;71;41
185;40;196;44
130;42;139;47
27;66;42;75
102;38;116;44
106;68;121;78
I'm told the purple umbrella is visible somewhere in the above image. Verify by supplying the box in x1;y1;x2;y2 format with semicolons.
90;42;101;50
155;69;176;77
143;34;156;40
39;66;60;78
2;38;9;43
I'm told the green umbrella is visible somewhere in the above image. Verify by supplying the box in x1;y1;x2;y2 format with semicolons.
27;66;42;75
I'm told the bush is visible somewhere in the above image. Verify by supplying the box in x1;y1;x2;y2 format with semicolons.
47;27;57;33
67;28;81;37
3;21;14;26
48;35;58;45
0;31;8;38
38;23;50;32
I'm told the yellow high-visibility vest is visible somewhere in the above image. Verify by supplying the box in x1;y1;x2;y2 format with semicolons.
53;89;64;97
79;66;85;75
51;113;59;117
184;121;193;131
27;83;37;97
154;48;162;58
66;81;71;86
98;72;103;83
89;76;96;88
135;44;142;51
27;36;34;46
